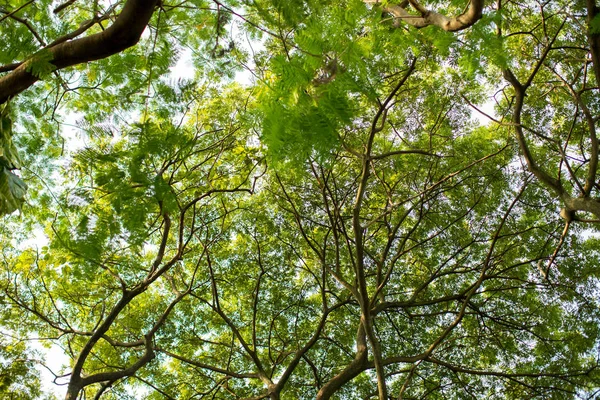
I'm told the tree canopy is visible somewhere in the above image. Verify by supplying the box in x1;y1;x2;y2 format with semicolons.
1;0;600;399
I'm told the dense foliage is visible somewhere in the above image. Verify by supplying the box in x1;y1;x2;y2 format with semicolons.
1;0;600;399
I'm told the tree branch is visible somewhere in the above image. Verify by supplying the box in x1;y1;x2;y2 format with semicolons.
316;322;368;400
585;0;600;88
364;0;484;32
0;0;34;24
0;4;46;45
0;0;159;104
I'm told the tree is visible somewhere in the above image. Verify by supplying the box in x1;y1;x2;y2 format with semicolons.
1;0;600;399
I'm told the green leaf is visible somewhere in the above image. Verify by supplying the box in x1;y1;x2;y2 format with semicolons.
0;167;27;215
25;49;55;79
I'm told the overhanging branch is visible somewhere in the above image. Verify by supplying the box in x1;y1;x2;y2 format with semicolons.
0;0;159;105
364;0;484;32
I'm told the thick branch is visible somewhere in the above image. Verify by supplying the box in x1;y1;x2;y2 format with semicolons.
0;0;159;104
350;61;416;400
159;349;261;380
563;196;600;220
54;0;78;14
364;0;484;32
79;334;155;387
502;67;564;197
586;0;600;87
275;301;349;393
316;322;368;400
65;212;175;400
428;356;597;380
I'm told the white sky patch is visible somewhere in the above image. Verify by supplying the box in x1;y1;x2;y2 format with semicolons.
168;10;267;87
235;66;255;86
32;341;70;398
169;48;196;80
60;112;87;153
231;15;266;86
471;98;498;126
15;226;48;250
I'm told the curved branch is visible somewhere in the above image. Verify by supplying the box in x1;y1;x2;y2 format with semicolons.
428;356;597;380
316;322;368;400
65;212;176;400
502;19;600;220
80;334;155;387
364;0;484;32
45;5;117;49
0;0;159;104
275;301;350;393
502;68;564;197
158;348;262;380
